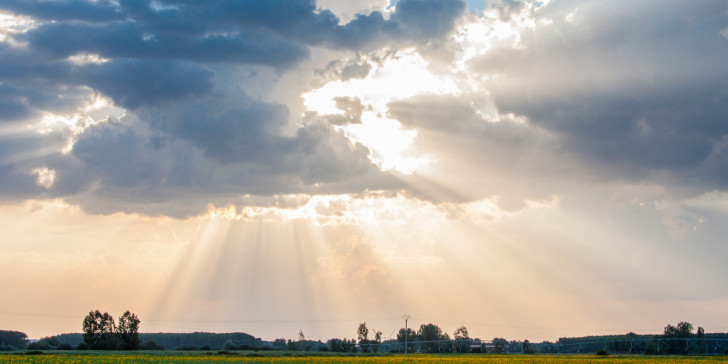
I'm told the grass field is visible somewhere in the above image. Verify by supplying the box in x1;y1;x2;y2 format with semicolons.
2;353;728;364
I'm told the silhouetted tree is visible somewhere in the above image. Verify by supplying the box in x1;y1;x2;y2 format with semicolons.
453;326;470;352
697;326;706;354
82;310;118;350
140;340;164;350
0;330;28;350
418;323;446;352
357;322;369;343
453;326;469;340
327;338;343;352
273;338;287;350
396;328;417;341
492;337;507;353
664;322;693;338
663;321;694;354
396;327;417;352
296;331;311;351
117;311;140;350
82;310;141;350
522;339;533;354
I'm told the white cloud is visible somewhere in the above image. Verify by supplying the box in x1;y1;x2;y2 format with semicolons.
316;0;391;24
684;190;728;215
0;12;37;43
30;167;55;188
67;53;110;65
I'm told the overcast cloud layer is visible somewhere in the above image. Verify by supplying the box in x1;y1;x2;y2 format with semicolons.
1;0;726;217
0;0;471;215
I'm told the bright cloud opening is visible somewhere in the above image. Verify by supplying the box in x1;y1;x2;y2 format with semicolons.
0;12;36;43
304;49;458;113
303;49;457;173
344;113;429;174
30;167;56;188
67;53;111;65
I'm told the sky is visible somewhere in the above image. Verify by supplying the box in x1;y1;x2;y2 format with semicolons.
1;0;728;343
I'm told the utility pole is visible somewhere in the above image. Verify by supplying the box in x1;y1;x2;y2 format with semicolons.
402;314;410;356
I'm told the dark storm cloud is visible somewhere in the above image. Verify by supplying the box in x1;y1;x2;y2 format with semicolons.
134;96;381;181
316;58;372;85
0;0;464;215
472;0;728;188
24;21;309;69
386;93;573;210
389;94;552;149
0;0;123;22
0;130;70;199
331;0;466;50
61;115;399;217
0;84;34;122
79;60;214;109
141;98;292;164
0;0;467;110
0;53;213;111
390;0;466;39
72;121;162;189
10;0;465;67
0;0;467;112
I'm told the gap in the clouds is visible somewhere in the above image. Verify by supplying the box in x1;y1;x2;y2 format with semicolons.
303;48;458;174
385;0;487;12
468;0;487;13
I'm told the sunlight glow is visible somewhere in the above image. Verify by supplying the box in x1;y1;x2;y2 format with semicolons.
67;53;111;64
201;192;517;229
315;0;391;24
38;94;122;153
345;113;429;173
304;49;457;113
30;167;56;188
0;12;37;43
303;49;455;173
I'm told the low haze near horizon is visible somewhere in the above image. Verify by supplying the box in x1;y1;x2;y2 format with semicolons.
1;0;728;342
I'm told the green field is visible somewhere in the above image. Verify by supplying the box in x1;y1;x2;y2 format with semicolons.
2;353;728;364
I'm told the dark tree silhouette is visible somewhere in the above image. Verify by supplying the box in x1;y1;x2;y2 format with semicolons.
82;309;141;350
82;310;118;350
117;310;141;350
357;322;369;343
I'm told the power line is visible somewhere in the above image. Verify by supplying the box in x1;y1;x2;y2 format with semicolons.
3;312;727;333
0;312;402;324
408;316;669;333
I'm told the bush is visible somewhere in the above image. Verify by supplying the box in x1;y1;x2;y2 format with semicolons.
596;349;608;356
175;345;197;350
57;343;74;350
0;343;18;351
27;342;50;350
140;340;164;351
644;341;658;355
76;342;90;350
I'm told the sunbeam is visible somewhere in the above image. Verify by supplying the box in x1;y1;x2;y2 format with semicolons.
2;0;728;346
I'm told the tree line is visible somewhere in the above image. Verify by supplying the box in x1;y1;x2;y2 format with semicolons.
3;316;728;355
0;330;28;351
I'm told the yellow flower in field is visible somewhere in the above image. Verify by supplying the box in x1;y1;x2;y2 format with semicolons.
3;353;728;364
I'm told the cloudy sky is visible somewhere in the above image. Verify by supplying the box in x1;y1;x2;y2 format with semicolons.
2;0;728;342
